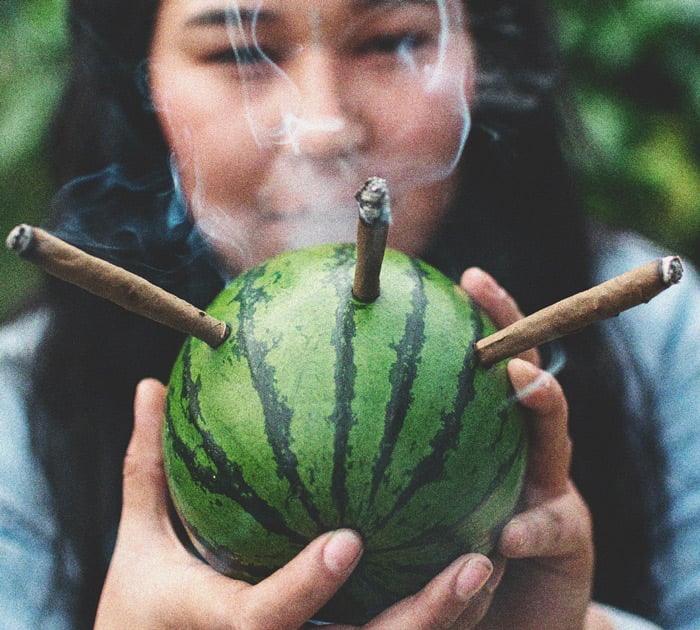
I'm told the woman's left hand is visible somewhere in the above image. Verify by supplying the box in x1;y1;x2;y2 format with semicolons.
95;379;503;629
460;268;595;630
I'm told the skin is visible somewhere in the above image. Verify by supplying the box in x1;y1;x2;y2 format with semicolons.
95;376;497;629
97;0;613;626
95;271;605;629
148;0;474;274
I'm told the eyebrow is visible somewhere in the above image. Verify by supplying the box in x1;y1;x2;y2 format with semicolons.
185;8;274;28
187;0;437;26
356;0;437;6
185;0;437;29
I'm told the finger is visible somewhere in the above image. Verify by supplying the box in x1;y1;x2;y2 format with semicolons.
366;554;494;629
460;267;539;366
237;529;363;630
121;378;171;536
498;486;593;563
508;359;571;492
451;556;507;629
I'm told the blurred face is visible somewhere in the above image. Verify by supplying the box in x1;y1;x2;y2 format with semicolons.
149;0;475;275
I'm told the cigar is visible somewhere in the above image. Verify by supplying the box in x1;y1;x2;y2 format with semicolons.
6;224;230;348
474;256;684;366
6;223;683;363
353;177;391;303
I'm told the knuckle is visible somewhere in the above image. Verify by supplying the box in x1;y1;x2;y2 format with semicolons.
545;506;568;549
123;454;164;488
122;451;140;479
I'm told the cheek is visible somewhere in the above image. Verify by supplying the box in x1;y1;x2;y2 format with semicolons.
381;90;466;152
365;54;472;168
150;67;271;208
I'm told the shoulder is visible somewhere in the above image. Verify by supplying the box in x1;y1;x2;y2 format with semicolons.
0;307;51;372
588;223;700;301
588;223;700;426
0;308;79;629
589;224;700;396
0;308;52;450
590;226;700;627
0;307;52;489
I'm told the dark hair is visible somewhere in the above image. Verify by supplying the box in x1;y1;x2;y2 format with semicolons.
24;0;663;625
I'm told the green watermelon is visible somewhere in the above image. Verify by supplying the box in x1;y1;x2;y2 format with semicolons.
163;243;527;624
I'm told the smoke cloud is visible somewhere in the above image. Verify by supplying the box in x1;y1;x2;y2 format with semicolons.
50;0;473;287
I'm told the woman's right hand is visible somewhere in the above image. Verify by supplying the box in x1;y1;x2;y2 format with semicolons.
94;379;501;629
460;268;597;630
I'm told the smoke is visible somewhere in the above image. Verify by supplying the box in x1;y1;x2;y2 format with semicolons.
169;0;474;274
45;164;223;302
224;0;471;153
505;342;568;405
49;0;474;287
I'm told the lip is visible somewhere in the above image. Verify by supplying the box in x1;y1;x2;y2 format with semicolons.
256;192;359;222
256;159;370;214
258;205;358;226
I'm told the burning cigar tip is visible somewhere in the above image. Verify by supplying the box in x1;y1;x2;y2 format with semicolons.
355;177;391;225
6;222;230;349
475;255;685;367
660;256;683;285
6;224;35;255
353;178;391;303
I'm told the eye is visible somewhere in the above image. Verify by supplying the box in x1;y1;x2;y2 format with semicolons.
361;31;431;56
205;44;284;81
207;45;269;65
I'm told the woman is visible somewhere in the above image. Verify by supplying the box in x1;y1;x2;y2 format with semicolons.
1;0;698;627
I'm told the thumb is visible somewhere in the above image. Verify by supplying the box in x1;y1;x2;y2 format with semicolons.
120;378;171;538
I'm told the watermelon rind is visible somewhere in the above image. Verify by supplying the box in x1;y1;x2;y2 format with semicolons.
163;243;527;624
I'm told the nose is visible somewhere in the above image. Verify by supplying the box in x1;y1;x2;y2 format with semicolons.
283;49;367;159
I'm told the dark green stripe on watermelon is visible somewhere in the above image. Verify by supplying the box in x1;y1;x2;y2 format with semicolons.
165;336;308;544
368;256;428;505
371;298;486;529
328;246;359;523
232;262;325;528
163;243;527;625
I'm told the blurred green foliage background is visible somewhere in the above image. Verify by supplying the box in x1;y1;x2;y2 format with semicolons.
1;0;699;317
1;0;68;317
556;0;700;260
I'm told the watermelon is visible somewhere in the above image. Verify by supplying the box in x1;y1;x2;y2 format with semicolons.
163;243;527;624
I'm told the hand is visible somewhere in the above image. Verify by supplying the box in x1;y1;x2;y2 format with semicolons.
95;379;504;629
460;268;595;630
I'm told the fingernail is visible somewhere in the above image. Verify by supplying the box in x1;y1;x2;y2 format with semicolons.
455;557;493;601
461;266;485;281
502;519;526;553
510;358;539;377
323;529;363;576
